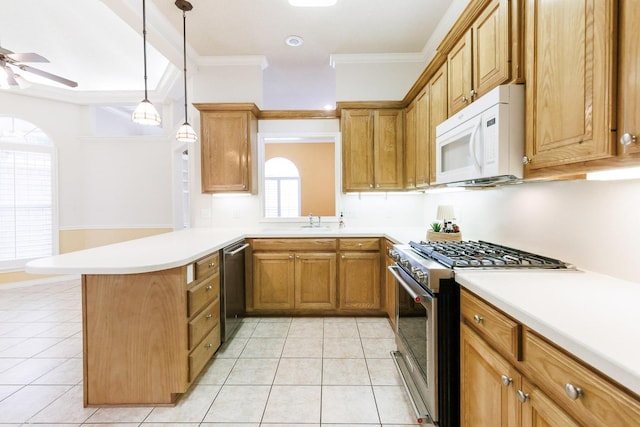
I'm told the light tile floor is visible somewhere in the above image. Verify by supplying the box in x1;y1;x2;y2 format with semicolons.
0;277;426;426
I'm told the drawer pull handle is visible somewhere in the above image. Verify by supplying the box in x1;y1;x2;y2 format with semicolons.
206;285;213;291
516;390;529;403
473;314;484;324
358;243;363;247
501;375;513;387
564;383;583;400
206;343;213;349
208;262;216;268
206;314;213;319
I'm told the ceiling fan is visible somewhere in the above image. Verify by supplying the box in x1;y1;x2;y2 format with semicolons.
0;45;78;88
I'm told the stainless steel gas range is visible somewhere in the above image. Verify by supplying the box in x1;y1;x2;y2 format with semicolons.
388;240;571;426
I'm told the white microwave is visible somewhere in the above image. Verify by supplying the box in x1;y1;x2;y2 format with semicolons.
435;84;525;186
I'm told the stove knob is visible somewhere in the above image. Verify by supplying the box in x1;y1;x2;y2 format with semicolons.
412;267;426;281
400;258;410;267
389;249;399;260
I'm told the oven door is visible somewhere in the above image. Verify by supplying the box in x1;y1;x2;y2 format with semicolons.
388;265;437;425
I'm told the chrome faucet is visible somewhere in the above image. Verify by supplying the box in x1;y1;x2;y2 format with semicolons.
308;213;314;226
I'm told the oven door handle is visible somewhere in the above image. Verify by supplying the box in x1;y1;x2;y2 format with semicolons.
388;265;433;304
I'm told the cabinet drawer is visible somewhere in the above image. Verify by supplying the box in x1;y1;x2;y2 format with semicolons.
251;238;336;251
461;289;520;359
339;238;380;251
195;252;219;280
188;298;220;350
189;324;220;382
188;274;219;317
524;330;640;427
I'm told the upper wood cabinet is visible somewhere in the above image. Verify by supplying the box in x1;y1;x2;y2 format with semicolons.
415;88;430;188
618;0;640;157
523;0;616;174
448;0;510;115
195;104;258;193
404;100;417;189
342;109;404;192
428;63;448;184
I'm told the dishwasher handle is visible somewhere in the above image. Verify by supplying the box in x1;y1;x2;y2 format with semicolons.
224;242;250;256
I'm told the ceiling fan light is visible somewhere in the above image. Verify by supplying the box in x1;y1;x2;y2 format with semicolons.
289;0;337;6
176;122;197;143
132;99;162;126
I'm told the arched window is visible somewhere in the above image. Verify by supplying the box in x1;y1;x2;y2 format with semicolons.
264;157;301;218
0;117;55;270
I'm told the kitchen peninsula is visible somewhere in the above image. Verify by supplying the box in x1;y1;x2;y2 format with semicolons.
26;227;417;406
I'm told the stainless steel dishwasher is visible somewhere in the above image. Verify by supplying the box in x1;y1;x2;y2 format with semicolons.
221;240;249;341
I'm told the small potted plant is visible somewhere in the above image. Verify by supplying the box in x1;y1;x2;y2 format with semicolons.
427;221;462;242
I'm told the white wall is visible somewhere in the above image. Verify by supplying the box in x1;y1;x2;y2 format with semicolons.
423;179;640;283
0;91;174;230
334;61;425;102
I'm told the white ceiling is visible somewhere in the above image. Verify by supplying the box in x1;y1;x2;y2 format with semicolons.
0;0;456;103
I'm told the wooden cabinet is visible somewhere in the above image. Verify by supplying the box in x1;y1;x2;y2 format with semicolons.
461;323;520;427
448;0;510;115
428;63;448;184
523;0;616;174
383;239;396;328
618;0;640;157
195;103;258;193
82;251;221;406
338;238;381;310
342;109;404;192
250;239;337;313
461;289;640;427
404;99;417;189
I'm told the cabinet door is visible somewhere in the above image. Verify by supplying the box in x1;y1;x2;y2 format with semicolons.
618;0;640;156
524;0;616;171
339;252;381;310
384;246;396;328
294;252;337;310
252;252;294;310
415;88;430;188
201;111;252;193
373;110;404;190
429;63;448;184
404;100;417;189
520;378;580;427
473;0;509;99
447;31;473;115
460;324;520;427
342;109;375;191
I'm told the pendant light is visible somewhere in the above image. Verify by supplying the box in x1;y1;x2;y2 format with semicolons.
175;0;197;143
132;0;161;126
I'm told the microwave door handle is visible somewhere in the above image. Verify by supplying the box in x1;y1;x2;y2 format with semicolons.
469;116;483;172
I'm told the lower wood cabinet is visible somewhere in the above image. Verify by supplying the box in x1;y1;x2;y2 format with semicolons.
82;251;221;406
248;238;385;315
461;289;640;427
339;238;381;310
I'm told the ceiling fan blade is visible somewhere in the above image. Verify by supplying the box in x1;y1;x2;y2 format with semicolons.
6;52;49;63
17;64;78;88
3;65;19;86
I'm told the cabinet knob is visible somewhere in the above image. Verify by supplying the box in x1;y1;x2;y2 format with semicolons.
564;383;583;400
206;314;213;319
341;255;346;260
620;132;638;150
376;183;380;188
295;255;300;259
461;95;468;103
470;89;477;99
522;156;531;165
473;314;484;324
516;390;529;403
206;285;213;291
206;343;213;349
501;375;513;387
289;255;294;260
208;262;216;268
369;184;374;188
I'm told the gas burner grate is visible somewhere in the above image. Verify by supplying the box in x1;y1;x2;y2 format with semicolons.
409;240;570;269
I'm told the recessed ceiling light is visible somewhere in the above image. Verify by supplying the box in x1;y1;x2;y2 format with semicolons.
285;35;304;47
289;0;337;6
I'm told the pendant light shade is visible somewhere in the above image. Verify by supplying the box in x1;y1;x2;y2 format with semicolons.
132;0;161;126
176;0;197;143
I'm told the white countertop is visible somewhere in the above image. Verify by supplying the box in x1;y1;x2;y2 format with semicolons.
25;226;424;275
455;269;640;396
26;227;640;397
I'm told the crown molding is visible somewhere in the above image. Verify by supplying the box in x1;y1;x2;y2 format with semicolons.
329;52;426;68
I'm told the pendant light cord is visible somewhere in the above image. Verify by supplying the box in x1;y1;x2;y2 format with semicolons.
142;0;149;100
182;8;188;123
